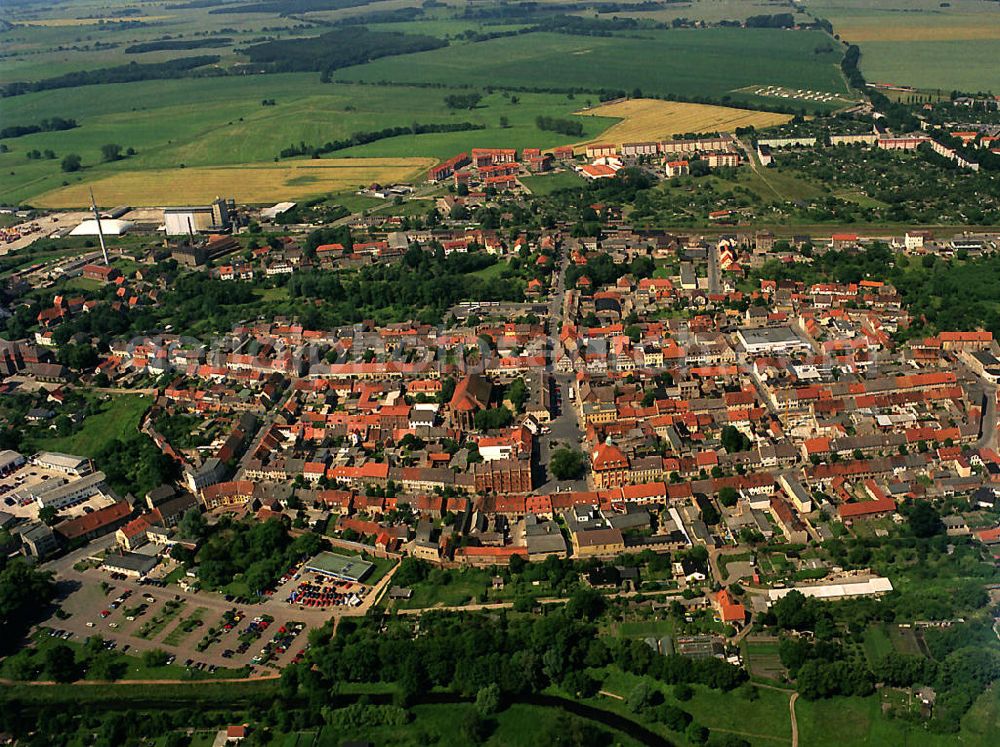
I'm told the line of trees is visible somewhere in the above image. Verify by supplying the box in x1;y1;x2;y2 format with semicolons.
0;117;78;140
278;121;484;159
745;13;796;29
444;92;481;110
245;28;446;75
125;37;232;53
1;56;221;97
536;115;584;136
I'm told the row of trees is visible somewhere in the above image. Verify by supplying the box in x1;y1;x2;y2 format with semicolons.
245;28;446;75
180;516;326;595
2;56;220;97
536;115;584;137
278;121;484;159
0;117;77;140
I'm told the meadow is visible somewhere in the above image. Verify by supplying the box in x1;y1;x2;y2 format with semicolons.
335;28;851;108
26;394;151;457
575;99;793;147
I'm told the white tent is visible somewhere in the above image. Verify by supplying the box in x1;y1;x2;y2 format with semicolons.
69;219;133;236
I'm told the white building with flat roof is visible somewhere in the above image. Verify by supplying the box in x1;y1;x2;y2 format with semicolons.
24;471;109;510
33;452;92;476
736;327;810;355
767;576;893;603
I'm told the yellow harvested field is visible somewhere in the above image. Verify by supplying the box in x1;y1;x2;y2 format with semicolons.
34;158;435;208
576;99;792;149
836;21;1000;42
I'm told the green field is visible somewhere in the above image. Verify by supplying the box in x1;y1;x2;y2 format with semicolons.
520;170;586;195
596;664;1000;747
795;689;1000;747
852;39;1000;93
335;29;850;106
26;394;151;458
807;0;1000;92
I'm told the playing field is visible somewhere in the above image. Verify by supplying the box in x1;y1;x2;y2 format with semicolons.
576;99;792;147
336;28;851;108
33;158;434;208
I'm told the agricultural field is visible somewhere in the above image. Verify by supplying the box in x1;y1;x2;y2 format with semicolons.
576;99;793;147
807;0;1000;92
614;0;814;25
0;0;285;84
335;28;852;109
33;158;434;208
0;75;607;205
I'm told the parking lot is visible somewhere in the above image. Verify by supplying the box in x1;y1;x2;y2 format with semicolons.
35;543;400;678
0;462;116;522
48;567;319;675
269;564;369;612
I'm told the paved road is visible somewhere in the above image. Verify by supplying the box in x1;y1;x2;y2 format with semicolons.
976;380;998;451
534;252;588;493
707;233;721;294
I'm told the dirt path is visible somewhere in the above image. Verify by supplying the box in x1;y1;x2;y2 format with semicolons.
790;691;800;747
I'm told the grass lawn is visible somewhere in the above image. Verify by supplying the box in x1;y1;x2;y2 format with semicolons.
862;625;894;666
613;619;675;639
328;191;385;214
315;701;646;747
520;170;586;195
26;394;151;458
395;567;492;609
0;677;278;707
254;286;291;302
589;666;794;745
162;566;186;585
468;260;509;280
363;555;397;585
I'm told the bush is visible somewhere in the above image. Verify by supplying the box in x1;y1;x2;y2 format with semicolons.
142;649;170;668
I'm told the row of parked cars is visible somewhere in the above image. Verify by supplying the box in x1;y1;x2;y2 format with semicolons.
251;621;305;666
287;577;363;609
